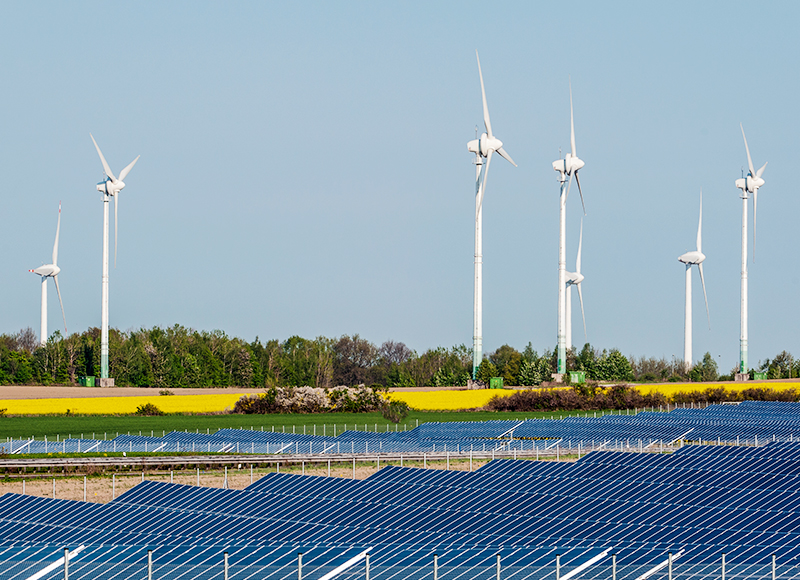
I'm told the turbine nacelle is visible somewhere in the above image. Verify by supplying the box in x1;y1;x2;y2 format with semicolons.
96;178;125;196
29;264;60;278
735;174;765;194
566;271;584;286
678;250;705;265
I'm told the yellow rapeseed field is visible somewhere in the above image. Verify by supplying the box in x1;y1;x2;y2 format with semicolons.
640;382;798;398
0;394;242;415
387;389;515;411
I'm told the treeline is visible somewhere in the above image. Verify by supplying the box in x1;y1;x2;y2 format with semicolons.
0;325;796;387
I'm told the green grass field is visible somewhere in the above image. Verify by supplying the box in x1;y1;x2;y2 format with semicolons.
0;409;611;439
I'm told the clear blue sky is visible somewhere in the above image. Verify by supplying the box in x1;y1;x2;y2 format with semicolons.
2;1;798;373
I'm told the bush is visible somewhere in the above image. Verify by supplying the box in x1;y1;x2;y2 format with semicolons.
486;384;667;412
232;384;387;414
134;403;165;416
381;399;411;423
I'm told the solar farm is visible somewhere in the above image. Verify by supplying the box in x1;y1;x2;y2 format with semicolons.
0;401;799;580
5;401;800;457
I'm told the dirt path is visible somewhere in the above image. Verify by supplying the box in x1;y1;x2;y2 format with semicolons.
2;459;492;503
0;386;262;400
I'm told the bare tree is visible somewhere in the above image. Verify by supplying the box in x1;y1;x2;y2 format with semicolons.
15;327;38;353
379;340;412;367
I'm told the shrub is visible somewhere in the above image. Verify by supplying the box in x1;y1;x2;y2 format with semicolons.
232;384;387;414
486;384;667;412
381;399;411;423
134;402;165;416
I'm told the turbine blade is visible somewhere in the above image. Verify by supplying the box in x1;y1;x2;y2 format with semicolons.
119;155;140;181
476;149;493;219
54;275;67;337
575;171;586;215
496;147;517;167
52;202;61;266
753;188;757;262
740;124;755;177
698;262;710;330
114;193;119;268
90;134;117;182
569;77;576;158
696;190;702;253
576;218;583;274
565;173;573;202
577;282;587;340
757;161;768;179
476;50;493;139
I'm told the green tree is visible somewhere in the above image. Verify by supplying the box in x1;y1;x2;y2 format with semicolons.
489;345;523;385
689;352;719;382
476;360;498;384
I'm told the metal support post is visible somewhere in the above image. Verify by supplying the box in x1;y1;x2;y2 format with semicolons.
722;553;726;580
433;554;438;580
772;554;776;580
612;554;616;580
298;553;303;580
366;553;370;580
556;554;560;580
224;552;229;580
496;554;501;580
64;548;69;580
147;550;153;580
668;552;672;580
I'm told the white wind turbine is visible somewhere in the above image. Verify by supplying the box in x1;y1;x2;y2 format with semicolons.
565;219;586;351
466;50;517;379
90;134;139;386
29;203;67;346
734;124;767;379
677;192;709;371
552;79;585;376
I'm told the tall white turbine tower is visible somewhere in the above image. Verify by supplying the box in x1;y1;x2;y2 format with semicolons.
91;134;139;387
29;203;67;346
552;79;585;376
678;192;710;371
466;51;516;379
565;219;586;351
734;124;767;380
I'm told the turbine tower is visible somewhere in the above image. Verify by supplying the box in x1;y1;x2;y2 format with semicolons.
677;192;709;371
29;203;67;346
565;219;586;350
734;124;767;380
91;134;139;386
466;51;516;380
552;79;585;376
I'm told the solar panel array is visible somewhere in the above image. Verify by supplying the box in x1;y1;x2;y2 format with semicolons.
5;401;800;456
1;404;800;580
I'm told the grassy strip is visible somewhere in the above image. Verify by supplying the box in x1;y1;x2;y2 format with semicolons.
0;409;615;439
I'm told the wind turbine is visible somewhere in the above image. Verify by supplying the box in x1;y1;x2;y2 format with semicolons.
678;192;709;372
565;219;586;351
90;134;139;386
466;51;517;380
552;78;586;376
734;124;767;379
29;203;67;346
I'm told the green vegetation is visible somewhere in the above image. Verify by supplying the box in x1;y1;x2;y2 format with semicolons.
1;324;797;387
0;409;609;439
